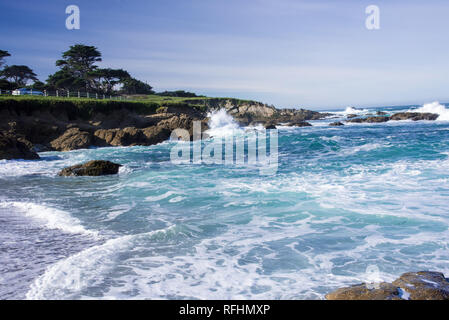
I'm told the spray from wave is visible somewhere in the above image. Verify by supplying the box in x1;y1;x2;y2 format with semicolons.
409;101;449;121
205;109;242;137
335;106;370;116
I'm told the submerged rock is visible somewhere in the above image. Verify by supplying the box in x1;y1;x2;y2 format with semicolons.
326;271;449;300
329;121;344;126
0;132;40;160
58;160;121;176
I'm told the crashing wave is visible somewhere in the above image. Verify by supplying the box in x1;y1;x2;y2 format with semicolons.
409;101;449;121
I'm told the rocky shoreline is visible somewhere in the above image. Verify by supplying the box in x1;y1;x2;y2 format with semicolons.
326;271;449;300
0;97;328;160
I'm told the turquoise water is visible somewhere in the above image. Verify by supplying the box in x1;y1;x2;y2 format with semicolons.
1;104;449;299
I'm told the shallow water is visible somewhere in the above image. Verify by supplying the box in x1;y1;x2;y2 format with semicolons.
1;103;449;299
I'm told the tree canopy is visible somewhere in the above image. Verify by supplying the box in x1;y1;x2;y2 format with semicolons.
0;44;187;97
1;65;38;86
88;68;130;95
46;44;154;94
156;90;201;98
0;50;11;68
56;44;102;79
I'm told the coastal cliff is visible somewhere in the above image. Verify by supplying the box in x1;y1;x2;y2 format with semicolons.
0;96;327;159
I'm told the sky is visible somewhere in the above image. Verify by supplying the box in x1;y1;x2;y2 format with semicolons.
1;0;449;110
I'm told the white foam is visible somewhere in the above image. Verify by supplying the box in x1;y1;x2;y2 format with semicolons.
26;226;175;300
334;106;371;116
0;201;97;236
398;287;411;300
145;191;178;202
205;109;242;137
409;101;449;121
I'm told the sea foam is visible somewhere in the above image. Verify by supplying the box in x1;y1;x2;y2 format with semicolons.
0;202;97;236
26;226;175;300
410;101;449;121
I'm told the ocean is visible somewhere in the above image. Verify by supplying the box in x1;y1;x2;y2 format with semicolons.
1;102;449;300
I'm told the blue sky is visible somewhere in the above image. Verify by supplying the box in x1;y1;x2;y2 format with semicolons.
1;0;448;110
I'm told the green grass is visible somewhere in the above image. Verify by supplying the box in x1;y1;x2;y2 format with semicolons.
0;94;266;120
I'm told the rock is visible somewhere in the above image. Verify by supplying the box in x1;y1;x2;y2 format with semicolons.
329;121;344;126
58;160;121;176
50;128;92;151
326;271;449;300
392;271;449;300
390;112;439;121
376;111;387;115
347;116;390;123
326;282;401;300
262;121;277;129
346;114;358;119
286;121;312;127
0;132;40;160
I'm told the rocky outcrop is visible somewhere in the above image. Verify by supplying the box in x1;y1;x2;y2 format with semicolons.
329;121;344;126
58;160;121;176
389;112;439;121
348;116;390;123
326;282;401;300
392;271;449;300
50;128;92;151
346;114;358;119
0;97;327;152
346;112;439;124
184;98;328;125
326;271;449;300
0;132;40;160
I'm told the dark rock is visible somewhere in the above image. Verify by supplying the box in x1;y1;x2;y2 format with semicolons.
390;112;439;121
326;271;449;300
264;121;277;129
376;111;387;115
0;132;40;160
286;121;312;127
347;116;390;123
58;160;121;176
329;121;344;126
50;128;92;151
346;114;358;119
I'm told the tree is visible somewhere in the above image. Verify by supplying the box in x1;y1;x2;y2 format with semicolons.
46;69;86;91
88;68;130;94
56;44;102;79
120;77;154;95
1;65;38;86
30;81;47;91
0;79;16;90
156;90;200;98
0;50;11;69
